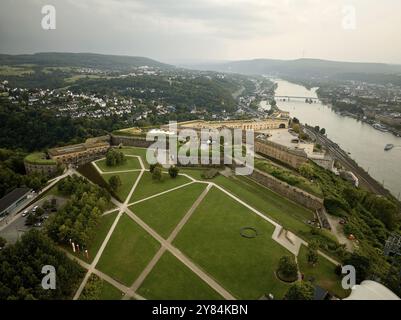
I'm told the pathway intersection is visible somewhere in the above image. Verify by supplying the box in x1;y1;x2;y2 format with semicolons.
66;150;340;300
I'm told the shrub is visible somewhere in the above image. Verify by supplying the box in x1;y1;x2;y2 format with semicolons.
284;281;314;300
277;255;298;282
168;166;179;179
201;168;219;179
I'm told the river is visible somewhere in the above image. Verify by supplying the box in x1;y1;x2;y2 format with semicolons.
271;79;401;198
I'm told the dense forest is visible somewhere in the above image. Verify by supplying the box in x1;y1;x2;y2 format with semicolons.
70;74;238;113
0;230;84;300
46;175;111;247
0;148;47;198
299;162;401;295
0;98;127;151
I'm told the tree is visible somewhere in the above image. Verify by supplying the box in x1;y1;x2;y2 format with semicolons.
149;163;161;173
284;281;314;300
299;163;315;180
152;166;162;181
29;177;42;192
307;241;319;266
109;175;122;192
343;253;371;284
292;117;300;124
320;128;326;135
168;166;179;179
277;255;298;282
105;149;126;167
25;213;38;226
314;125;320;133
0;236;6;248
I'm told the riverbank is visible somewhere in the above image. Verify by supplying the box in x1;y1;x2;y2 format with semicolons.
272;79;401;198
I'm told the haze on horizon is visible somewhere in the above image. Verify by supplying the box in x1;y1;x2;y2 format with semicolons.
1;0;401;65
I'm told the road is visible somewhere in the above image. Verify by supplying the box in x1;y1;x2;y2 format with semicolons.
305;126;390;196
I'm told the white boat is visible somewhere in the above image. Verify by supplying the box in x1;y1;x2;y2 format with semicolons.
384;144;394;151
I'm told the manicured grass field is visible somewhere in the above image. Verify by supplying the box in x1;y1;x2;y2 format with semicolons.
173;187;292;299
297;245;349;299
212;175;314;235
117;147;150;168
98;280;124;300
102;171;140;202
129;172;191;203
129;183;206;238
96;156;142;172
96;214;161;286
138;251;223;300
85;211;119;262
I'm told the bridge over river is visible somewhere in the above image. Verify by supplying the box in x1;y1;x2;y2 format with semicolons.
275;95;319;101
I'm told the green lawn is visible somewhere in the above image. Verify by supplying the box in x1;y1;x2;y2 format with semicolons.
102;171;140;202
297;245;350;299
129;172;191;203
173;187;292;299
99;280;124;300
212;175;314;235
79;274;123;300
179;168;210;181
138;251;223;300
96;214;160;286
96;156;142;172
64;211;119;263
129;183;205;238
117;147;150;168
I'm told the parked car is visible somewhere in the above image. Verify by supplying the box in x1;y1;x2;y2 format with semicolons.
32;205;39;213
34;222;42;227
22;210;29;217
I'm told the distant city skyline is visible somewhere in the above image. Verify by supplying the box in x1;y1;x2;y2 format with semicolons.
1;0;401;65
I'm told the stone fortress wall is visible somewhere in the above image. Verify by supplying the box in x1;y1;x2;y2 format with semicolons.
24;161;59;177
250;168;323;211
168;117;290;131
254;138;308;169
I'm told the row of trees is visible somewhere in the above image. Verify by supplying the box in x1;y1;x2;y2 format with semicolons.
46;175;110;247
150;163;179;181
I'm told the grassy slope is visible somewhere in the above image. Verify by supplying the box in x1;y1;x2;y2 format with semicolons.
213;175;314;234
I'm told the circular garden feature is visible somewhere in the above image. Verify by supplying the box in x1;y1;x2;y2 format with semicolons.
240;227;258;238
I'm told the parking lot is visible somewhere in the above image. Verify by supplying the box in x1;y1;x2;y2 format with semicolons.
0;195;66;244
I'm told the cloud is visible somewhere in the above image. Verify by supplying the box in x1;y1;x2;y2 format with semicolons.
0;0;401;63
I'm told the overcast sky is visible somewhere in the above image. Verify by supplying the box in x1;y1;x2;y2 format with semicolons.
1;0;401;64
